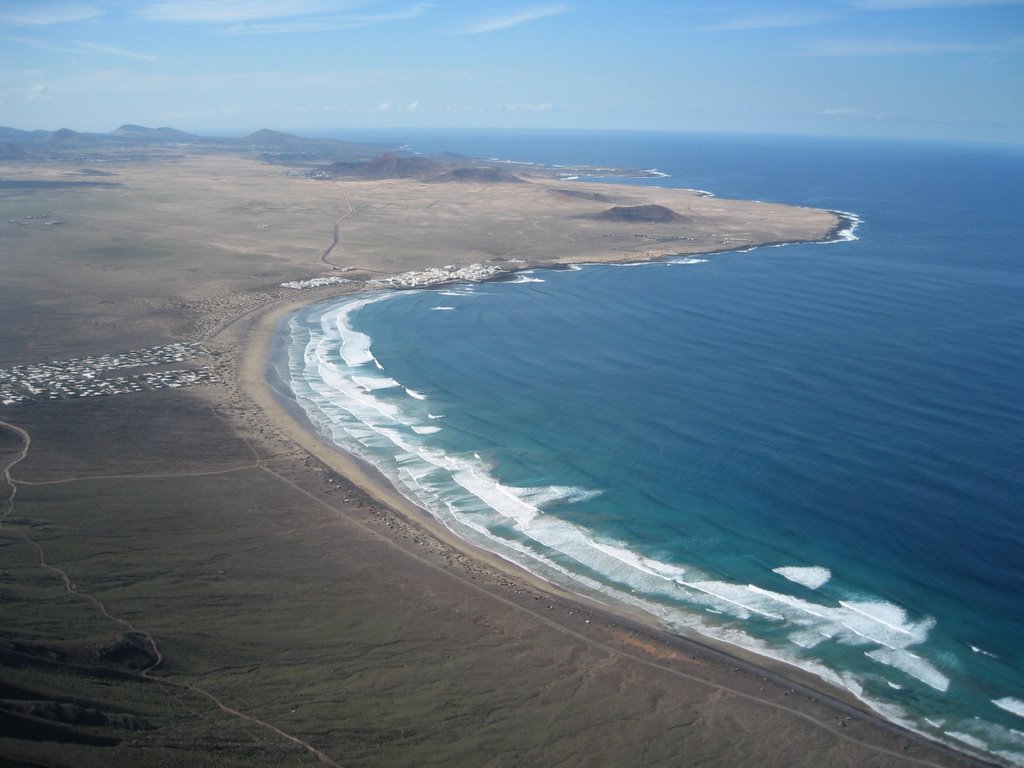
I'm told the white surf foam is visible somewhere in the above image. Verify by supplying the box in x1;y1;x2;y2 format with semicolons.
669;257;708;266
947;731;989;751
827;209;862;243
995;698;1024;719
866;648;950;692
510;271;545;283
682;581;785;621
286;292;988;763
587;540;688;583
839;600;929;643
352;375;400;391
431;306;456;311
773;565;832;590
328;294;393;367
405;388;428;400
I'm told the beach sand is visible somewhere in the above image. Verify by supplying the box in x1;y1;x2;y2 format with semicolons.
0;153;991;766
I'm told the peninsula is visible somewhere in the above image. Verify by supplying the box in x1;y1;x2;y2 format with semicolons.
1;127;980;768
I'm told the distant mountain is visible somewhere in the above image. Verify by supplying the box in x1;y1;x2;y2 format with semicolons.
549;188;614;202
428;167;525;184
317;154;532;183
46;128;83;143
0;124;396;164
321;152;440;180
0;126;48;142
0;142;32;159
111;124;199;141
592;204;685;223
245;128;302;144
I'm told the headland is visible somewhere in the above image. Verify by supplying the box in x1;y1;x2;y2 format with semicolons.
0;127;988;767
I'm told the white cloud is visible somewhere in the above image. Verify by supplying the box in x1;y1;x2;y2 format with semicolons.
76;41;158;61
0;35;156;61
805;37;1023;55
0;2;102;26
373;99;418;112
501;102;553;112
224;3;430;34
137;0;354;23
456;4;571;34
705;13;834;31
26;84;51;102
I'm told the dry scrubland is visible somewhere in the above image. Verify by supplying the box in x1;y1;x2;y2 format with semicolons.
0;153;985;767
0;153;835;360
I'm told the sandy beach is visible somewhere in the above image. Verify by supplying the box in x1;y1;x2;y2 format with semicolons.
0;151;993;766
217;282;991;768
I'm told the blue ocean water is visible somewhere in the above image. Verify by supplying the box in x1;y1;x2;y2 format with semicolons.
275;131;1024;764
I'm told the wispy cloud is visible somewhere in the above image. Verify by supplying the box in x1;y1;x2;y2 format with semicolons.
374;99;419;112
805;37;1023;55
849;0;1024;8
455;4;571;34
26;83;51;102
704;12;834;31
137;0;353;23
0;35;157;61
0;2;102;26
225;3;430;34
76;41;158;61
501;102;553;112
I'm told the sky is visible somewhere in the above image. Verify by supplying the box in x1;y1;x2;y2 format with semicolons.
1;0;1022;143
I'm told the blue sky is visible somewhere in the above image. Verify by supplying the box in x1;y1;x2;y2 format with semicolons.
1;0;1022;143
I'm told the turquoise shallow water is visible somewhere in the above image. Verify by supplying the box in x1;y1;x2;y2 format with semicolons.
273;132;1024;764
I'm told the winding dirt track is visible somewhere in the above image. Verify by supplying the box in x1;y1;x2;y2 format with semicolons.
321;187;353;268
0;414;962;768
0;416;342;768
0;188;988;767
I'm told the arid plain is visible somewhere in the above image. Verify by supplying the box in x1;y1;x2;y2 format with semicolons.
0;145;988;767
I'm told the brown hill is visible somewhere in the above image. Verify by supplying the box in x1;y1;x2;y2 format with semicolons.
550;188;614;202
322;153;439;180
0;142;31;159
428;167;525;184
592;204;685;223
111;124;198;141
245;128;301;144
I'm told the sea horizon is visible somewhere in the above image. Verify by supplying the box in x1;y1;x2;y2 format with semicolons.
273;130;1024;766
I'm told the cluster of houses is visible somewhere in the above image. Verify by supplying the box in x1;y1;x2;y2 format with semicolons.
280;275;355;290
367;263;505;289
281;263;508;291
0;342;220;406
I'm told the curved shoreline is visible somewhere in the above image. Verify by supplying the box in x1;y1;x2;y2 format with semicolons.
236;278;996;768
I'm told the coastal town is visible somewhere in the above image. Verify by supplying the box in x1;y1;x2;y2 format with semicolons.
281;262;509;291
0;341;220;406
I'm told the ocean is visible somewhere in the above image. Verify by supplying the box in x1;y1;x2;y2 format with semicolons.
271;130;1024;764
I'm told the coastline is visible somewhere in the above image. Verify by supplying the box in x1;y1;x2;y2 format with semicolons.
3;137;1017;766
236;281;994;768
